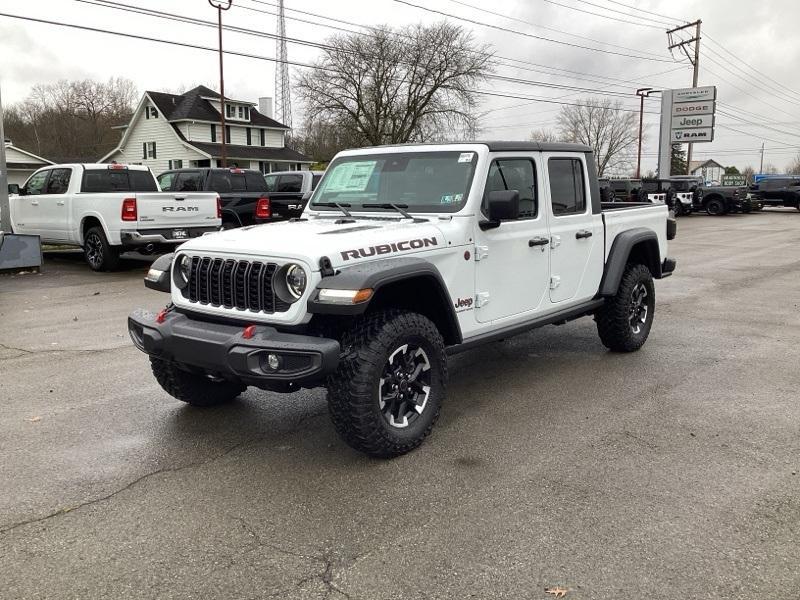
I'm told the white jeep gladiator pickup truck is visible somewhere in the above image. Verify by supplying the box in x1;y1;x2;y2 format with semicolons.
8;164;221;270
128;142;676;457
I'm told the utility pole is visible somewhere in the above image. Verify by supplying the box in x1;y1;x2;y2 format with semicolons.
667;19;702;175
0;84;10;233
209;0;232;168
760;141;765;173
635;88;656;178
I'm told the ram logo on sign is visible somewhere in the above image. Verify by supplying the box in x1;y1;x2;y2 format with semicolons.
671;128;714;143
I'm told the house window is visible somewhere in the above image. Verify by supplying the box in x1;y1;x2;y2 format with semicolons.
225;125;231;144
210;124;217;142
168;159;183;170
143;142;157;159
145;106;158;119
260;129;265;146
225;104;235;119
246;128;252;146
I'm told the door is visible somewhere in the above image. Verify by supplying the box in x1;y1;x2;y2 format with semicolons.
40;168;73;241
13;169;50;235
545;156;600;303
474;156;551;323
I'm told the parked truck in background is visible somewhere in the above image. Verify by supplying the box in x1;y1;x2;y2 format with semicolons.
157;167;271;230
8;164;220;270
256;170;325;223
129;142;676;458
749;177;800;211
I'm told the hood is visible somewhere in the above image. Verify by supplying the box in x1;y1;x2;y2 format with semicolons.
178;216;449;270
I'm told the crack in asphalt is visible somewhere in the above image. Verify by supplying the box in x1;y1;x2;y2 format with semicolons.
0;342;131;359
0;409;329;537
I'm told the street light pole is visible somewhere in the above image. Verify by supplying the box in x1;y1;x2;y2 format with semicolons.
635;88;654;179
209;0;232;168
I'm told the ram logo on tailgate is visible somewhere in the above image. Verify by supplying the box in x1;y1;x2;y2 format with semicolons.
163;206;199;212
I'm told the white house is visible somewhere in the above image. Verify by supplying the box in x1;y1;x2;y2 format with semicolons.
4;139;54;186
101;86;312;174
689;159;724;184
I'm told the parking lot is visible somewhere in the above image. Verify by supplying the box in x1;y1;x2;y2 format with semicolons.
1;210;798;599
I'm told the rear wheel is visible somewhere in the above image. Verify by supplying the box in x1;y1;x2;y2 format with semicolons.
150;358;245;407
83;226;120;271
595;263;655;352
705;198;725;216
326;310;446;458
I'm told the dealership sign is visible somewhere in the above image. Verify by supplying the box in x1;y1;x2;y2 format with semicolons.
672;101;715;116
671;128;714;143
672;86;717;103
672;114;714;129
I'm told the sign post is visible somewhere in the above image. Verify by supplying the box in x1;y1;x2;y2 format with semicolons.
657;86;717;179
0;84;10;233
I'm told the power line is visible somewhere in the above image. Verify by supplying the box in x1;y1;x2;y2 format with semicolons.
569;0;677;28
390;0;677;61
591;0;686;25
530;0;668;30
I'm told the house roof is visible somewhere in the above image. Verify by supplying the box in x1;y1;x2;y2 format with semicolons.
3;141;54;166
146;86;289;129
690;159;724;171
183;141;312;163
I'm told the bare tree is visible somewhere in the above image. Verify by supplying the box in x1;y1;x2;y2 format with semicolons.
556;98;638;177
762;163;779;175
529;128;559;142
787;153;800;175
296;23;492;146
742;165;755;183
5;78;136;162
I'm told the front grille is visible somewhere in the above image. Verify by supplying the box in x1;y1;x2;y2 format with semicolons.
184;256;291;313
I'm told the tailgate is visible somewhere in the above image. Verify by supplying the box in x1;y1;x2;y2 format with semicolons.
269;192;306;220
136;192;220;227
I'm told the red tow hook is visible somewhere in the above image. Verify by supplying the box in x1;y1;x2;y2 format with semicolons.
156;308;168;324
242;325;256;339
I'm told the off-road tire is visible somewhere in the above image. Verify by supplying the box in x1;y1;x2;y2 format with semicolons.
595;263;655;352
84;226;121;271
150;357;245;407
326;310;447;458
705;198;725;216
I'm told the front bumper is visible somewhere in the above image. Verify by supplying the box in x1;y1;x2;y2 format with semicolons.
121;227;219;245
128;309;340;387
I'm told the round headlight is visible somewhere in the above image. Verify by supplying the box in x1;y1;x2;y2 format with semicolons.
177;254;191;286
285;264;307;299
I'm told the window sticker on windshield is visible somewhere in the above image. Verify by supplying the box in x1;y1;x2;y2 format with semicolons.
324;161;376;192
457;153;474;163
440;193;463;204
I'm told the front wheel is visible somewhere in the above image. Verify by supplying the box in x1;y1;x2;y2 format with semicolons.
595;263;655;352
705;198;725;216
327;310;447;458
150;358;245;407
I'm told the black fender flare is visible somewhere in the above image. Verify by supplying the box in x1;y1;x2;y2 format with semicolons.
307;256;462;344
598;228;662;296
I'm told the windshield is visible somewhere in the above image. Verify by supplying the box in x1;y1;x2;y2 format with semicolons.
310;151;478;213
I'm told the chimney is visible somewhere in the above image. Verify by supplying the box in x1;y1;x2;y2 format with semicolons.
258;97;273;119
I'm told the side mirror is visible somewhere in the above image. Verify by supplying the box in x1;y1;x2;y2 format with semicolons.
481;190;520;230
7;184;20;195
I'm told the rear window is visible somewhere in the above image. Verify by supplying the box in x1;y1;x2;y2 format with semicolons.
174;171;203;192
81;169;157;193
230;173;246;192
277;174;303;193
209;171;232;193
244;172;267;192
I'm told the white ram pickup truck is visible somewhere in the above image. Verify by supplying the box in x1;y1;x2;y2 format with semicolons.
8;164;221;270
128;142;676;457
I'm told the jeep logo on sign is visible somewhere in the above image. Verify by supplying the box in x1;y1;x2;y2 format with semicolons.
340;237;438;261
163;206;199;212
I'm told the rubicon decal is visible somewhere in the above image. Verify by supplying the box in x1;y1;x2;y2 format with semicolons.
340;237;438;261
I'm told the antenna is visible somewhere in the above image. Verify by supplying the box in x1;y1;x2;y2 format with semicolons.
274;0;292;129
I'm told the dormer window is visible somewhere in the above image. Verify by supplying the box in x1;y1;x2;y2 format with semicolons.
145;106;158;119
223;103;249;121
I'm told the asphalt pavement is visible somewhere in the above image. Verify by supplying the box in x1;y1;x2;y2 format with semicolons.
1;210;798;599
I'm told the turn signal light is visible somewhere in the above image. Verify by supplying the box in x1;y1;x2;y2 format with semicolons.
121;198;137;221
255;196;271;219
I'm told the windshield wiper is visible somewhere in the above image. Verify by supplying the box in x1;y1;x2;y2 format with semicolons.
312;202;352;217
362;203;414;219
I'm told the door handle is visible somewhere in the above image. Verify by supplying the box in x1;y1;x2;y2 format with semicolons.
31;200;39;206
529;236;550;247
576;230;593;239
57;200;65;206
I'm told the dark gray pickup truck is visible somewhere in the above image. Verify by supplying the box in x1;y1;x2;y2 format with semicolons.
255;170;324;223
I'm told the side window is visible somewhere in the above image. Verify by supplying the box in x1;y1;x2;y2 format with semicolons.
277;174;303;193
158;173;175;191
312;174;323;190
548;158;586;216
45;168;71;194
482;159;537;219
174;171;203;192
264;174;278;192
25;170;50;195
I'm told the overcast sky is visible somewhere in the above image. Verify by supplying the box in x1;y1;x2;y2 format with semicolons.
2;0;799;173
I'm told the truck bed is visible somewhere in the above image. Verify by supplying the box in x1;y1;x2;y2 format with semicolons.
601;202;670;263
